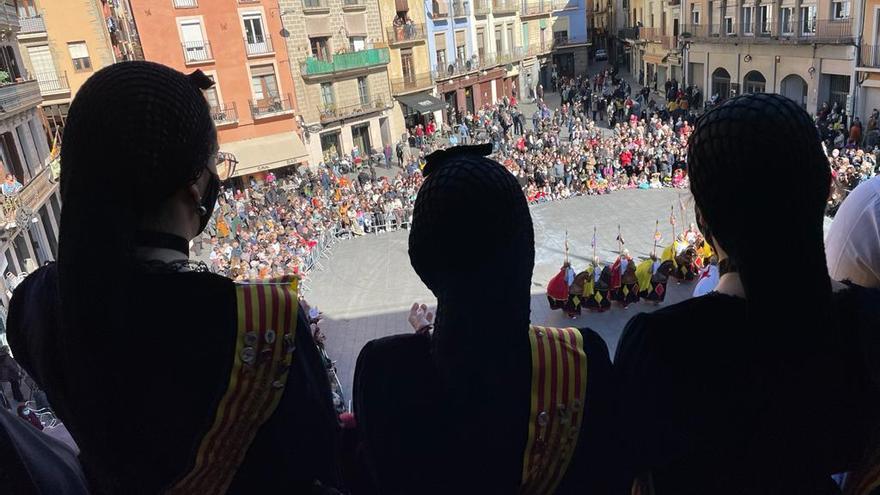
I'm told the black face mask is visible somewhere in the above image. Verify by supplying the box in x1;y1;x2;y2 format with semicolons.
198;170;220;235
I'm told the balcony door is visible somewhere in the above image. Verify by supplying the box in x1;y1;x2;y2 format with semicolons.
250;64;280;109
401;48;415;83
17;0;36;18
180;21;208;61
243;13;268;53
27;45;57;89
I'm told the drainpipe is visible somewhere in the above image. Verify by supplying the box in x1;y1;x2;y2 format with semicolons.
852;0;867;119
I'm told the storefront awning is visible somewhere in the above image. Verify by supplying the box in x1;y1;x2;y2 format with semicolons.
221;132;310;178
397;93;446;114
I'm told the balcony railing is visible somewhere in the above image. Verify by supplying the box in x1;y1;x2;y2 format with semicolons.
34;71;68;94
244;34;273;56
551;0;577;10
638;26;663;41
301;47;390;76
386;23;426;44
493;0;518;13
659;35;677;50
520;0;552;15
302;0;328;10
391;73;434;94
0;166;55;231
683;18;853;42
861;45;880;69
238;0;261;3
182;41;213;64
173;0;198;7
474;0;490;14
618;27;638;39
211;102;239;125
0;1;19;31
0;80;42;116
451;1;469;17
553;35;590;47
250;94;295;119
318;97;387;123
18;14;44;34
342;0;366;7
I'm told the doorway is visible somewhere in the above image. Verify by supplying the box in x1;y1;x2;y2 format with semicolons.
351;123;372;154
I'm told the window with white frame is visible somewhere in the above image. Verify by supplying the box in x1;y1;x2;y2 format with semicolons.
242;12;270;55
349;36;366;51
67;42;91;71
831;0;849;18
320;82;334;107
759;4;772;33
780;7;794;33
179;20;209;62
724;16;734;34
800;4;816;34
250;64;279;102
690;6;700;24
742;6;754;34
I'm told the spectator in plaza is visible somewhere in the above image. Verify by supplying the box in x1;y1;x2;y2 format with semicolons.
6;61;342;494
615;93;880;493
354;144;617;494
1;173;21;195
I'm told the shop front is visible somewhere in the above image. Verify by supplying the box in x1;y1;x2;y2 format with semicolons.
397;92;447;130
220;131;310;185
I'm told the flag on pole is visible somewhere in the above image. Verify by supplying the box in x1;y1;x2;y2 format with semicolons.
591;227;597;248
654;228;662;242
616;233;625;245
669;205;676;226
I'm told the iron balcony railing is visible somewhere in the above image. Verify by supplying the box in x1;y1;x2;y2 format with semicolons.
391;73;434;94
318;97;387;123
520;0;552;15
0;80;42;116
245;34;273;56
0;1;19;31
861;45;880;69
493;0;518;13
210;102;239;125
553;35;590;47
34;71;68;93
386;23;426;44
301;47;390;76
182;41;213;63
250;94;294;118
173;0;198;7
682;18;852;42
18;14;45;34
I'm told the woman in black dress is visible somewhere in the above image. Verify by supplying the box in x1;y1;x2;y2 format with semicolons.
615;93;880;494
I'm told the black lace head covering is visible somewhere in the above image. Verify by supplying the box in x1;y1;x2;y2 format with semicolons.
409;144;534;303
688;92;831;326
59;61;218;338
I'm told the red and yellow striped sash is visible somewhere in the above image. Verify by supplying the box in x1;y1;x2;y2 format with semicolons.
168;278;299;495
520;326;588;495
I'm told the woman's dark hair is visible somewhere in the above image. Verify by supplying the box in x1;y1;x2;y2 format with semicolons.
58;61;217;338
688;93;831;319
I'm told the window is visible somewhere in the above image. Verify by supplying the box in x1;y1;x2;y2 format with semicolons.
724;16;734;34
357;77;369;106
203;74;220;109
250;64;279;102
401;48;415;80
180;21;209;62
477;27;485;59
455;30;466;62
781;7;794;34
436;47;447;69
310;37;330;60
742;7;754;34
553;30;568;43
27;45;56;82
67;42;91;71
243;13;266;44
691;6;700;24
320;82;334;107
827;74;850;107
800;5;816;34
507;26;514;50
495;27;502;53
350;36;366;52
831;0;849;18
455;43;465;62
759;5;771;33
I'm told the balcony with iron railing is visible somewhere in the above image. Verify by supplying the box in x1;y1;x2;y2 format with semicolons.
520;0;552;15
301;47;390;77
34;71;68;95
493;0;518;13
683;18;853;43
451;1;469;17
18;14;44;35
474;0;490;14
391;72;434;94
386;23;426;44
0;165;56;233
0;80;42;116
244;34;274;56
860;45;880;69
173;0;198;8
318;97;387;123
211;102;239;126
181;41;213;64
250;94;295;119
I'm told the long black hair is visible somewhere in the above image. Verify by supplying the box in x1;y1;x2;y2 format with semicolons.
687;93;831;320
58;62;217;340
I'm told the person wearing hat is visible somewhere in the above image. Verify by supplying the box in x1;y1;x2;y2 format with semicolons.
6;62;342;494
353;144;618;494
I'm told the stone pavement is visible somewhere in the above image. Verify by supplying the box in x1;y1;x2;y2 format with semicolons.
305;187;696;401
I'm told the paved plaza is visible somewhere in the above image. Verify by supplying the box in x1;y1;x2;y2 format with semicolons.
306;187;697;400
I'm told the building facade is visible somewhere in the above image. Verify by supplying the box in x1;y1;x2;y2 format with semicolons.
681;0;857;113
16;0;140;138
621;0;682;88
278;0;393;164
129;0;309;180
0;4;61;316
856;0;880;120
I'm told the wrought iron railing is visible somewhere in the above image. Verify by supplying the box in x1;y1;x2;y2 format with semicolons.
386;23;426;44
182;41;213;63
244;34;273;56
210;102;238;125
34;71;68;93
250;94;294;118
18;14;45;34
318;97;387;123
391;73;434;94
